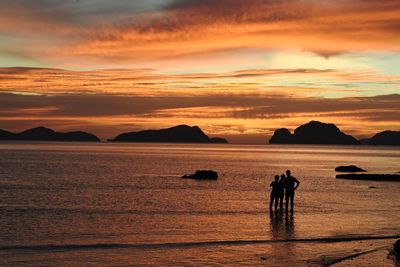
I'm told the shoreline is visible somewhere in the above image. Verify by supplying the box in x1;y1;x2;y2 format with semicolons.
1;237;398;266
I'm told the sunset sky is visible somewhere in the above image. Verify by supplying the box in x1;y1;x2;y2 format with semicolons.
1;0;399;143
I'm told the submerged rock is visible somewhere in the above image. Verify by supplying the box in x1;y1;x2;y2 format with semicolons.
182;170;218;180
335;165;366;172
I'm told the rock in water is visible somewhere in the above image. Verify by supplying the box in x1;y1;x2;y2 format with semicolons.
182;170;218;180
335;165;366;172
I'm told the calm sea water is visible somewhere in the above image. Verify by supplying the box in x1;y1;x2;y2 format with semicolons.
0;142;399;266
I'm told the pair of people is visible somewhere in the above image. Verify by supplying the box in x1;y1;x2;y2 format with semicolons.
269;170;300;212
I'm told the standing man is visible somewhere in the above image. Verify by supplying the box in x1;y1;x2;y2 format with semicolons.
284;170;300;212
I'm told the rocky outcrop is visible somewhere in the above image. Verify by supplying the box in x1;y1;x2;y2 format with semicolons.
369;131;400;146
182;170;218;180
110;125;228;144
335;165;366;172
269;128;294;144
269;121;360;145
0;126;100;142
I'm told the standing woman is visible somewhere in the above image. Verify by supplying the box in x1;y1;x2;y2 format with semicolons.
269;175;280;211
278;174;286;211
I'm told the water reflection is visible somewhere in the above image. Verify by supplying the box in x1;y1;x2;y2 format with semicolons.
284;211;295;240
269;210;296;240
269;210;297;263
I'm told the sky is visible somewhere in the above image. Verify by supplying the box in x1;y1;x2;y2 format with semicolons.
0;0;399;143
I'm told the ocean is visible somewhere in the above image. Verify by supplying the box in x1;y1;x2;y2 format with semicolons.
0;142;399;266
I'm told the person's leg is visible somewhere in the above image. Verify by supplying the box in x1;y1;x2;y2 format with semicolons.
279;194;283;210
290;192;295;211
274;195;278;210
285;194;289;211
270;192;274;210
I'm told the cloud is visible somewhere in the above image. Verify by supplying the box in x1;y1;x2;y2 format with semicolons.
1;66;399;101
0;91;398;121
71;0;400;60
1;0;400;65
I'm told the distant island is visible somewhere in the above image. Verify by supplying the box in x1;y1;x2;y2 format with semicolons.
365;131;400;146
1;123;398;146
269;121;360;145
109;125;228;144
0;126;100;142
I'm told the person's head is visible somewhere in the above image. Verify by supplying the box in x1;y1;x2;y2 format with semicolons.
280;174;285;180
274;175;279;181
286;170;291;176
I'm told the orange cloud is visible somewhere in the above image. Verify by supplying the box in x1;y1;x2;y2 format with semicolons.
63;0;400;63
1;67;398;96
1;1;400;65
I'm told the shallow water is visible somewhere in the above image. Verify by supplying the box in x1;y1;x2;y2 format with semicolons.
0;142;399;266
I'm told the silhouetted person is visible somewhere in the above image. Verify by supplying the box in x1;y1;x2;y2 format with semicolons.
278;174;286;210
269;175;280;210
284;170;300;212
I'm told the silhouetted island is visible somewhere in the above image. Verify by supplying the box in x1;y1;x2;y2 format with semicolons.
0;126;100;142
269;121;360;145
109;125;228;143
182;170;218;180
368;131;400;146
0;129;14;140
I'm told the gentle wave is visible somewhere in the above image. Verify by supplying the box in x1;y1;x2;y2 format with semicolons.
1;235;399;252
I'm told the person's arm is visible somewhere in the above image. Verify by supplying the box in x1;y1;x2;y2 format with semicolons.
294;178;300;190
270;182;274;187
